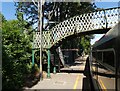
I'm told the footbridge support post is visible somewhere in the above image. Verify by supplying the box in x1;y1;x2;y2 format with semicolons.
53;66;56;74
53;52;56;74
47;49;51;78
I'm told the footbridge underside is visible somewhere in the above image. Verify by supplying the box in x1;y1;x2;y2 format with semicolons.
33;7;120;49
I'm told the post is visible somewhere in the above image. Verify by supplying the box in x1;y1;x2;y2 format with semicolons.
32;49;35;66
53;53;56;74
47;49;51;78
38;1;43;80
58;59;60;73
53;66;56;74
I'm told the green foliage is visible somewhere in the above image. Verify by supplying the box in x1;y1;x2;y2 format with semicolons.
2;19;33;89
0;13;6;30
0;13;6;22
15;2;96;30
80;36;91;54
2;20;32;60
31;64;39;74
15;2;38;28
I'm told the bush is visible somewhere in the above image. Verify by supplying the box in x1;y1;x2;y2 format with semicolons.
31;64;39;74
2;19;32;89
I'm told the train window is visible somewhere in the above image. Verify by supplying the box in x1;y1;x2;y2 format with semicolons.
103;51;115;67
92;52;96;58
97;52;102;62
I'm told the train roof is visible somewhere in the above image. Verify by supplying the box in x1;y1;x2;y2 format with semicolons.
93;22;120;48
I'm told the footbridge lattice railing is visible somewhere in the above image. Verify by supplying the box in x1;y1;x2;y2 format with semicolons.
33;7;120;49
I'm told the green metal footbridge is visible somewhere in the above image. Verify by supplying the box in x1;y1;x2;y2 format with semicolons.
33;7;120;78
33;7;119;49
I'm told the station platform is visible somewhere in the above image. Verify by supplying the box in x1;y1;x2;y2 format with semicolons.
29;73;85;89
24;55;91;90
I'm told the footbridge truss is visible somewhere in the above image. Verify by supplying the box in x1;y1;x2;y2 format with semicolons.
33;7;120;49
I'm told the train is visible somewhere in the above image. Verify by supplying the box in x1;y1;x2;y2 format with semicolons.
89;22;120;91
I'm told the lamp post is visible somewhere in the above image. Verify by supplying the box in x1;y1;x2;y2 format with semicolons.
38;0;44;80
32;0;44;80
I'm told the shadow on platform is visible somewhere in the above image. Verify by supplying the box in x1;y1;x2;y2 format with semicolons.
60;69;84;73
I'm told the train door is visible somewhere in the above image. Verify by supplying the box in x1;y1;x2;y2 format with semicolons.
98;49;116;90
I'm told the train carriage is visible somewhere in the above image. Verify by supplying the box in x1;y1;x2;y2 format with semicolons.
90;22;120;91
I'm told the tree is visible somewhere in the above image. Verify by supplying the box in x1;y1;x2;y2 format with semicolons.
2;18;33;89
15;2;38;27
15;2;96;30
0;13;6;30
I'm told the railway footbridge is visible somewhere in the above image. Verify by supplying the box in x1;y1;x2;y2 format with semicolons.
33;7;119;49
33;7;120;78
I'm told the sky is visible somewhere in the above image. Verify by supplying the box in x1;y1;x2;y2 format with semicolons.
1;2;17;20
1;0;120;45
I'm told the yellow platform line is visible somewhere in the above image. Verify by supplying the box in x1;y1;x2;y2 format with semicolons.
99;79;107;91
73;75;80;89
